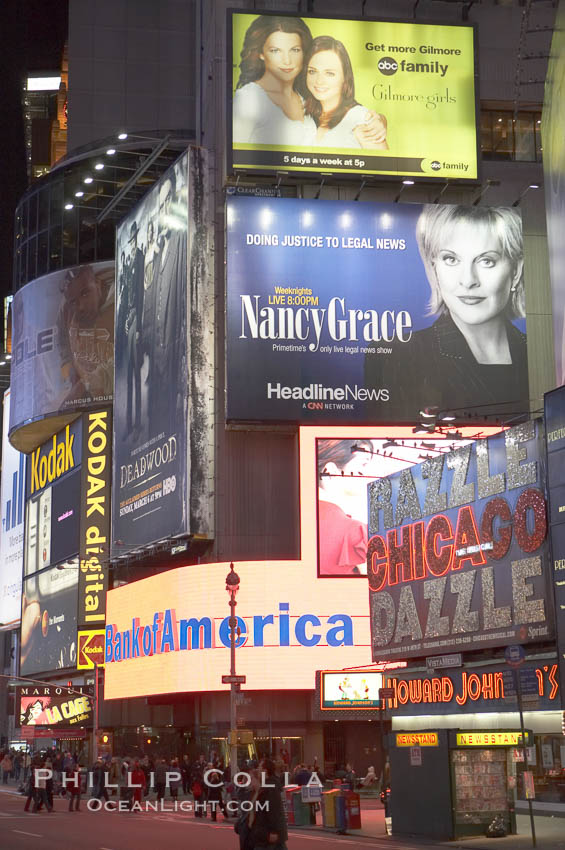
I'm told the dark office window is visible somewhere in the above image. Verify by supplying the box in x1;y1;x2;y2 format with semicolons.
480;108;542;162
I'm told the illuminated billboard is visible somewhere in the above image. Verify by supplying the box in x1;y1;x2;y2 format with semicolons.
320;670;382;709
542;0;565;387
226;197;528;425
368;421;552;662
544;384;565;709
24;420;82;576
0;389;25;626
112;148;214;557
381;660;559;715
78;409;111;630
314;430;489;578
9;262;114;452
16;684;94;728
229;11;478;180
104;425;500;699
104;560;373;698
21;560;78;676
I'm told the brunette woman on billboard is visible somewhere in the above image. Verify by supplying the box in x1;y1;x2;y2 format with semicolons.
317;439;374;576
366;205;527;419
233;16;386;149
303;36;388;150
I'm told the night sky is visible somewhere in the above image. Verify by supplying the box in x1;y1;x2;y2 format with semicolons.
0;0;68;311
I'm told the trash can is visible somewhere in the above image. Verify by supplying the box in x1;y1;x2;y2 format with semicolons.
335;793;347;832
284;785;299;825
292;789;312;826
321;789;339;827
344;790;361;830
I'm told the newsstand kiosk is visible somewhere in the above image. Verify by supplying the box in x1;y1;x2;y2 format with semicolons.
389;730;526;841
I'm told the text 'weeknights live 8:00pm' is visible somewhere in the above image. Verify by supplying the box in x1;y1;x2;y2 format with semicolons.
229;11;478;180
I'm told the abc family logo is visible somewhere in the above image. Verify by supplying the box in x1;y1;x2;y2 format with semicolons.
377;57;449;77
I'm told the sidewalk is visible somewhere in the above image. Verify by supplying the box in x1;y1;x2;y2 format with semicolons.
292;798;565;848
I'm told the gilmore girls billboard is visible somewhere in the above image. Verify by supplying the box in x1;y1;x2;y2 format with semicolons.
226;197;528;425
368;422;552;661
229;11;478;180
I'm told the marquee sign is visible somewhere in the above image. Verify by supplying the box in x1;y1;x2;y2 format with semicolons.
17;684;94;728
368;422;552;661
381;662;559;715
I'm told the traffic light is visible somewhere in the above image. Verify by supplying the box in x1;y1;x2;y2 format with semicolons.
97;731;112;753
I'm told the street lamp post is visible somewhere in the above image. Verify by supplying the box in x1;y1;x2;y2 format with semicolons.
225;563;241;782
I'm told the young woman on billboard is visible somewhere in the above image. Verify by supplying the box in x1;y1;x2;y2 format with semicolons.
370;205;527;418
303;36;388;150
233;16;386;150
317;438;374;576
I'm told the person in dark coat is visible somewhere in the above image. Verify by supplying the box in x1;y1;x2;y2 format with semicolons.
23;764;37;812
67;767;81;811
247;758;288;850
206;767;226;821
92;759;109;802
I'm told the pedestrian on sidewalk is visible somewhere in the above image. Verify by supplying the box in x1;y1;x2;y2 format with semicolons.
181;754;191;794
1;753;13;784
32;762;53;813
67;769;81;811
191;773;206;818
206;767;227;821
131;759;146;810
23;766;36;812
92;758;109;802
154;758;167;802
169;759;181;801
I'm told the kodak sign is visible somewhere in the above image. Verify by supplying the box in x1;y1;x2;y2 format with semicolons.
77;629;105;669
78;410;111;630
28;421;81;495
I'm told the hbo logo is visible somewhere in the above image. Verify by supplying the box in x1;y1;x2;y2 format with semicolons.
163;475;177;495
378;57;398;75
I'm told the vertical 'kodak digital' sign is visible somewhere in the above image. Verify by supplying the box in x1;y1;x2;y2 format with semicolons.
78;410;111;629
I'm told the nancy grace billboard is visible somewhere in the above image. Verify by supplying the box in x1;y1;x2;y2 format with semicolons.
9;262;114;452
226;197;528;425
368;421;553;662
113;149;214;557
229;11;478;180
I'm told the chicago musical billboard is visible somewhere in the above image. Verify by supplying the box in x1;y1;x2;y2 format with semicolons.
229;11;478;180
368;421;552;661
226;197;528;425
112;149;214;557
